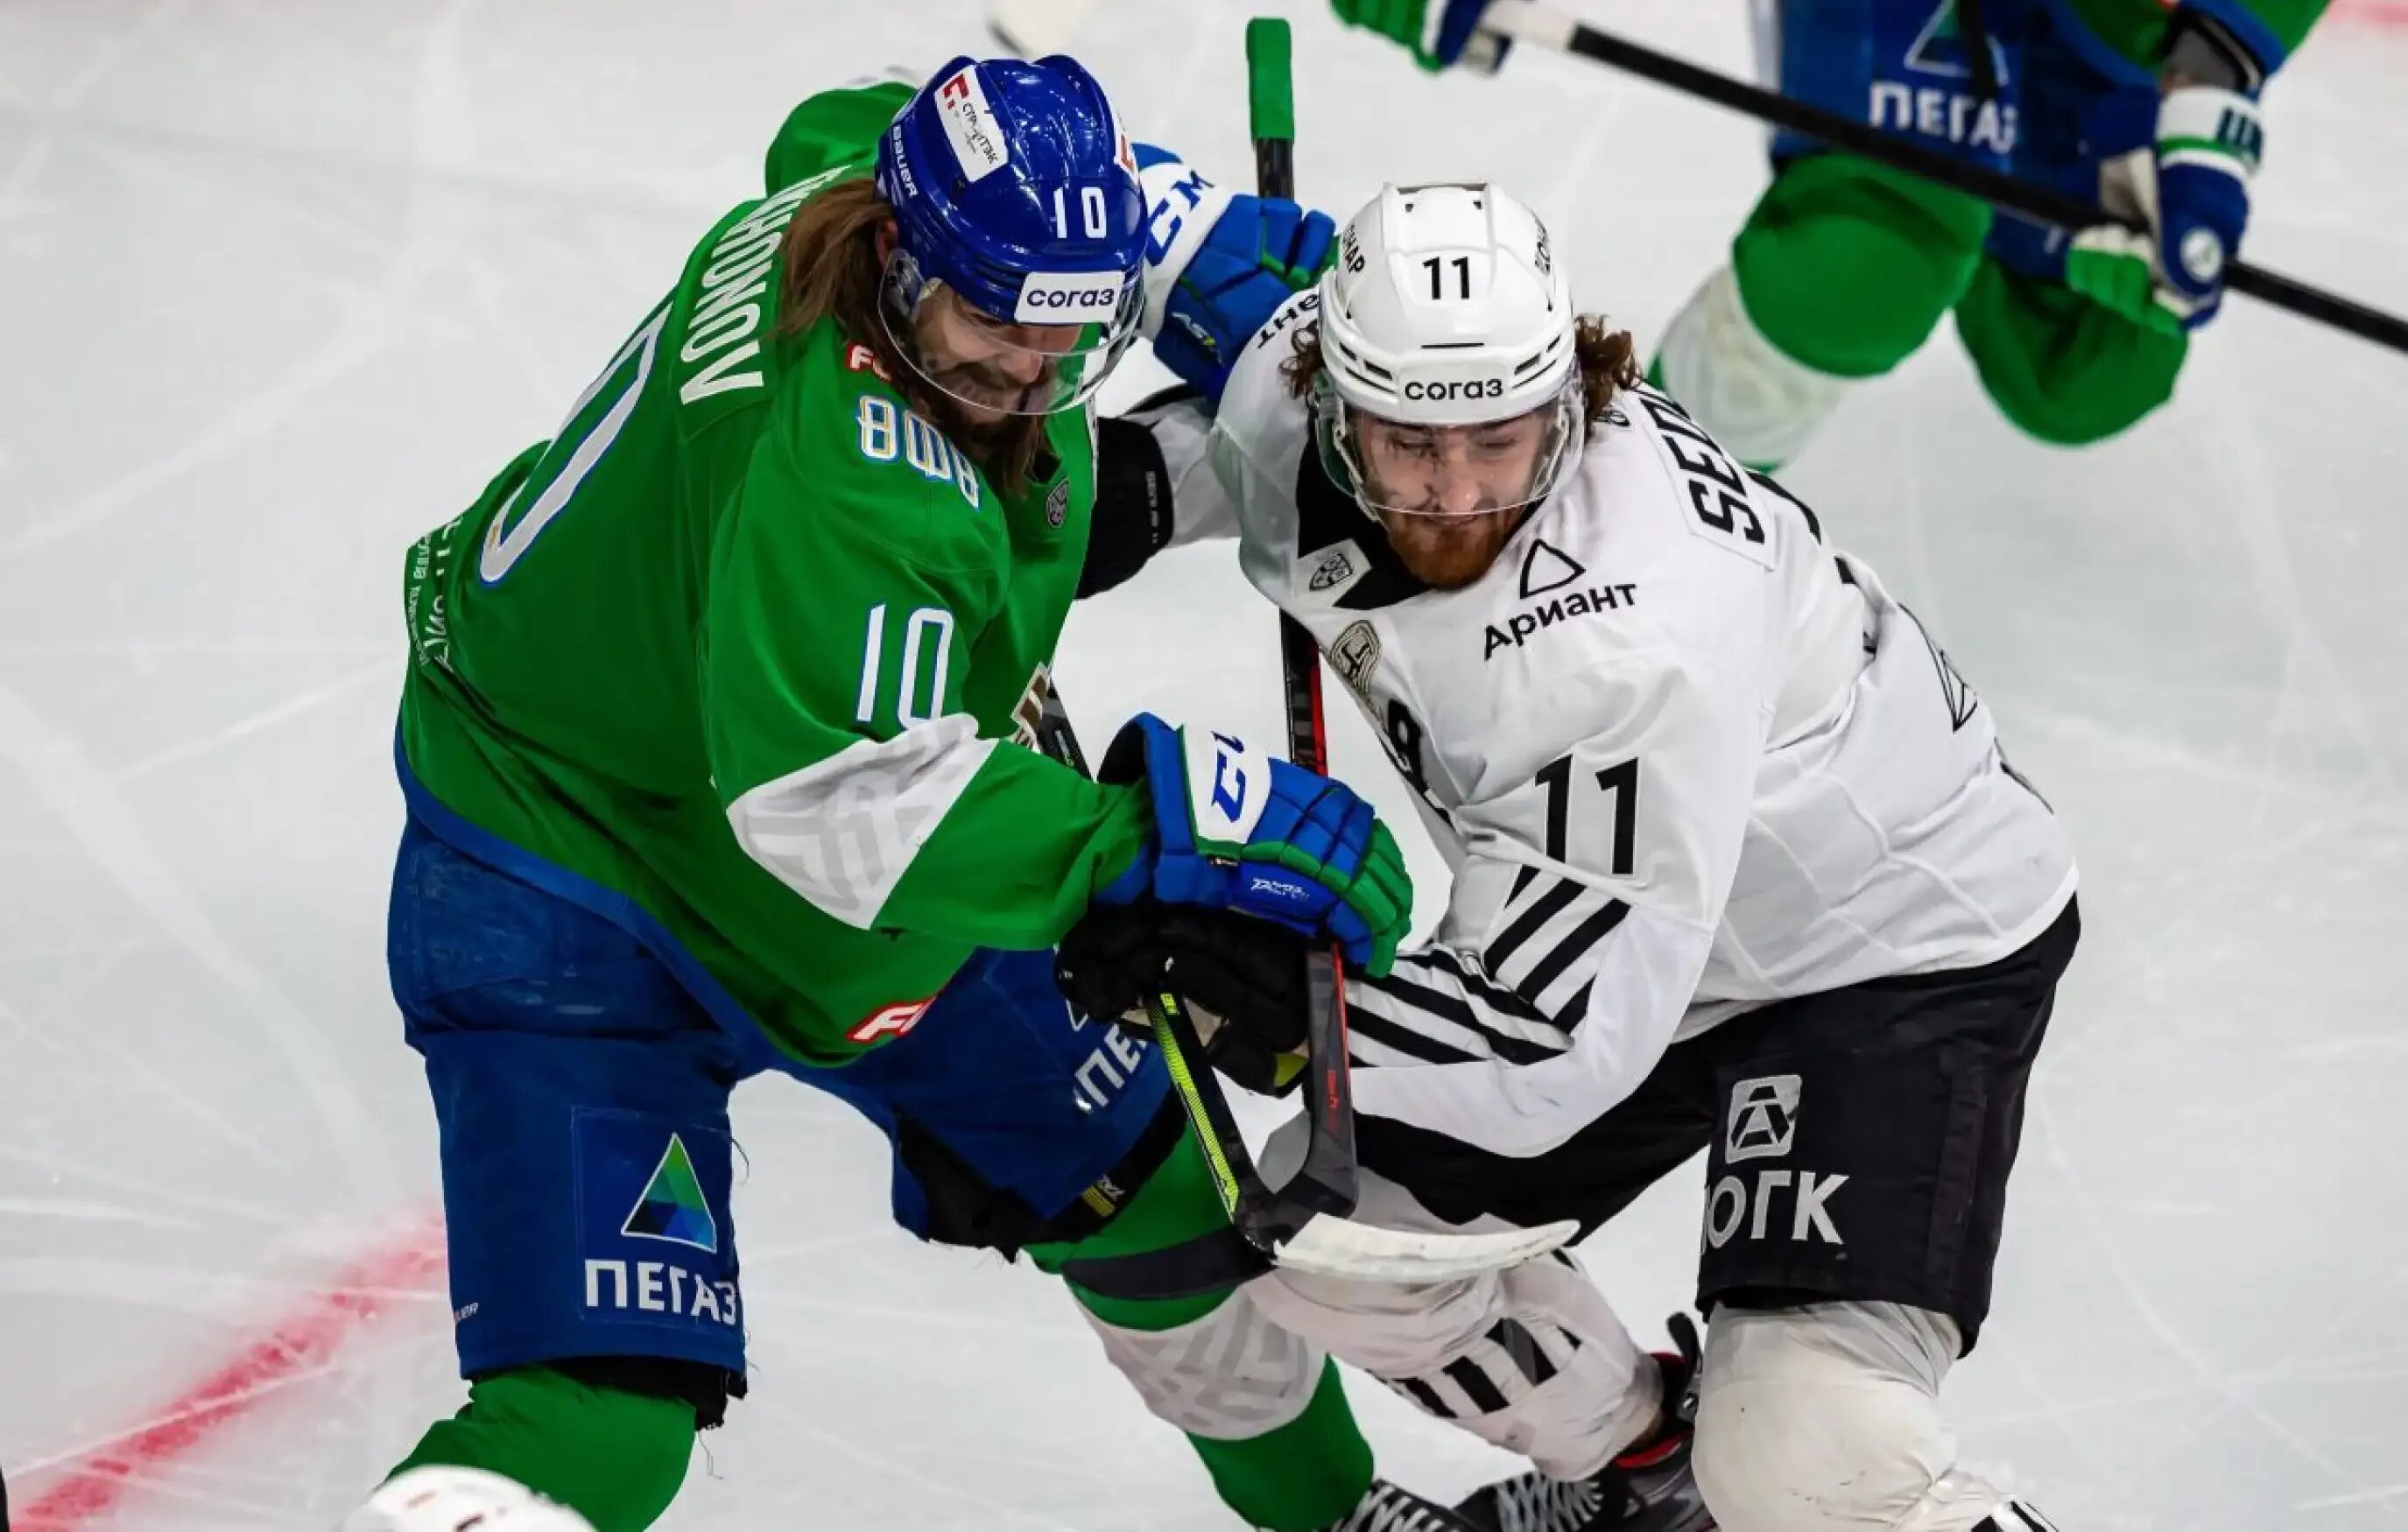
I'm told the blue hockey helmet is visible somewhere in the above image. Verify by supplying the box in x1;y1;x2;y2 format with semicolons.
875;55;1146;415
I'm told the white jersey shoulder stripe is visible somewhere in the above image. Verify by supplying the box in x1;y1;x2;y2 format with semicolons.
725;716;995;929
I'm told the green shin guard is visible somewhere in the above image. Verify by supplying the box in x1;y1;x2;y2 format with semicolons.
1733;154;1994;379
1954;259;2189;446
391;1367;695;1532
1027;1133;1374;1532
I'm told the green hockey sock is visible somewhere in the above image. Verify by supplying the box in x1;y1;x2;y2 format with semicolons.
390;1367;695;1532
1027;1132;1373;1532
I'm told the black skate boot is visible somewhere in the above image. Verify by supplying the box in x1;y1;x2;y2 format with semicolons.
1303;1479;1484;1532
1454;1314;1713;1532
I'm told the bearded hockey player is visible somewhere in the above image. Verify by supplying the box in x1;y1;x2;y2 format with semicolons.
1331;0;2325;467
1067;174;2081;1532
344;59;1437;1532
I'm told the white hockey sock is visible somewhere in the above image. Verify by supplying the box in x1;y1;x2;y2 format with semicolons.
1653;264;1850;472
1693;1302;2023;1532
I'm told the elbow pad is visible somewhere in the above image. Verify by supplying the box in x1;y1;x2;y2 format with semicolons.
1080;415;1177;597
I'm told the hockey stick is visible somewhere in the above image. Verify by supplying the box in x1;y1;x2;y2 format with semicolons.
1468;0;2408;358
1244;15;1376;1250
1028;675;1578;1287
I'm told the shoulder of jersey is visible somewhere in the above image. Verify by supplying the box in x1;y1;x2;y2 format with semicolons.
1508;388;1778;657
671;164;861;437
1583;383;1777;565
1217;289;1320;461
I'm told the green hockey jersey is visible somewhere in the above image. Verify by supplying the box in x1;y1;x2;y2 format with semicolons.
399;81;1148;1067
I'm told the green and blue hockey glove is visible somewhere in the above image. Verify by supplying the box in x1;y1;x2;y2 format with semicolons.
1136;145;1335;400
2066;81;2263;334
1329;0;1505;72
1095;713;1411;974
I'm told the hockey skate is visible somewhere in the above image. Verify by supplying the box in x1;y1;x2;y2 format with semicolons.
1454;1314;1712;1532
1305;1478;1485;1532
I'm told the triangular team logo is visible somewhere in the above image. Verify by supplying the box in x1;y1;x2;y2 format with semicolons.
1908;607;1981;732
622;1133;720;1253
1905;0;1961;73
1518;538;1584;599
1905;0;2004;81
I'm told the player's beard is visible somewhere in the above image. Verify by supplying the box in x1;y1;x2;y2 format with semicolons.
1377;505;1525;589
913;380;1049;484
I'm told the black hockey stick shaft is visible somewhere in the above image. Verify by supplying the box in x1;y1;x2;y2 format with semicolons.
1250;15;1363;1225
1028;673;1333;1250
1474;2;2408;357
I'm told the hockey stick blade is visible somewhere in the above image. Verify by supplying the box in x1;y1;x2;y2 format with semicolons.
1271;1213;1582;1283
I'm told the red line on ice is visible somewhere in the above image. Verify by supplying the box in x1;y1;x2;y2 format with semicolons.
18;1216;447;1531
2333;0;2408;25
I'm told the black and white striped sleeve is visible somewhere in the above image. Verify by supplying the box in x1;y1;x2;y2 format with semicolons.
1347;654;1764;1158
1345;875;1621;1071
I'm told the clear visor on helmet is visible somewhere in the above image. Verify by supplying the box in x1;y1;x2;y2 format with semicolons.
878;249;1141;416
1311;369;1588;521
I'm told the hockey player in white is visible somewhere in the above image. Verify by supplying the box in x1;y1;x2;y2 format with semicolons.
1067;170;2081;1532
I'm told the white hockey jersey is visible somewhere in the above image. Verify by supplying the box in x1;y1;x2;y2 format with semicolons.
1133;293;2077;1158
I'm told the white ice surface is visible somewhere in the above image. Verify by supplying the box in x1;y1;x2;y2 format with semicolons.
2;1;2404;1528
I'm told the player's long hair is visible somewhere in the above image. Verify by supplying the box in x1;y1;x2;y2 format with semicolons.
776;176;1049;493
1281;316;1640;424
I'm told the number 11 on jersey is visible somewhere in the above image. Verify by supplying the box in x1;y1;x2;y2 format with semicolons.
1537;753;1638;875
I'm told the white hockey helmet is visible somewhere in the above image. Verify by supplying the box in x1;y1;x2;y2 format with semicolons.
1311;182;1584;518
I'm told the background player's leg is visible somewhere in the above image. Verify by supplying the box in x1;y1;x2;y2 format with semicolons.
1651;0;2022;467
362;820;754;1532
807;948;1374;1532
1953;12;2186;446
1953;261;2186;444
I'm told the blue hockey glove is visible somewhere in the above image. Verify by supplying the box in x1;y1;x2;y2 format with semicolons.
1095;713;1412;974
2067;84;2262;334
1136;145;1336;400
1328;0;1506;71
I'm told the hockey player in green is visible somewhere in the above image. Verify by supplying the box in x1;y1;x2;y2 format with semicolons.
348;58;1415;1532
1332;0;2325;466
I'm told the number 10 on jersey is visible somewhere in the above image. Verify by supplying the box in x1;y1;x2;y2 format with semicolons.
855;602;956;731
